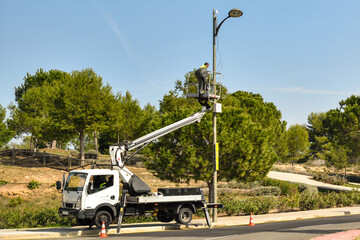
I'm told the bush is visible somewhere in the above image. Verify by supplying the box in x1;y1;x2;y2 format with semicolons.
27;180;41;190
0;180;8;185
250;186;281;196
228;180;261;189
219;195;276;215
299;193;320;211
313;172;347;185
318;192;337;209
8;197;23;207
276;194;301;212
298;183;318;195
0;208;76;229
261;178;299;195
346;174;360;183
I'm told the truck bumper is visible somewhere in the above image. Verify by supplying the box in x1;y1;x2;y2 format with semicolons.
59;208;87;219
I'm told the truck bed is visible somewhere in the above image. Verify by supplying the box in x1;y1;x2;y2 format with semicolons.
126;194;204;204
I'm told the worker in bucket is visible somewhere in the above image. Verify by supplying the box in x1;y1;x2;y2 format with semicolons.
195;62;211;110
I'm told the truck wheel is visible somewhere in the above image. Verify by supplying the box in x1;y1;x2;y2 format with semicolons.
94;210;112;229
156;211;173;223
175;207;193;225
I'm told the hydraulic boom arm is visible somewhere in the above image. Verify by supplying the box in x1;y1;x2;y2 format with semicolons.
109;111;206;196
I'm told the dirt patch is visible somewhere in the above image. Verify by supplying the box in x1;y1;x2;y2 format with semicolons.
0;162;205;200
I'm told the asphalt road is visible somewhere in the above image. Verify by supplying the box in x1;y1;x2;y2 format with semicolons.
32;215;360;240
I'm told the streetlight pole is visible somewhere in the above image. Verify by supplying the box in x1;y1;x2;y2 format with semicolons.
212;8;242;222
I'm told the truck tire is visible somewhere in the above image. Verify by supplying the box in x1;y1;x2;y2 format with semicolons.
156;211;174;223
94;210;112;229
175;207;192;225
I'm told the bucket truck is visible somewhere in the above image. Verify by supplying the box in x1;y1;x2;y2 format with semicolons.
56;111;222;232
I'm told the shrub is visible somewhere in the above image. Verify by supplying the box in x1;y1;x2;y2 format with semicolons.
219;195;275;216
250;186;281;196
8;197;23;207
261;178;299;195
27;180;41;190
298;183;318;195
276;194;301;212
313;172;347;185
0;208;76;229
299;193;320;211
318;192;337;209
0;180;8;185
228;180;261;189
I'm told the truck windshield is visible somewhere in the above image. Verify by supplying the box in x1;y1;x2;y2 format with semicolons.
64;173;87;191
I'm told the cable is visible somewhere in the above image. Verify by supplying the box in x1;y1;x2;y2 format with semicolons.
215;35;223;74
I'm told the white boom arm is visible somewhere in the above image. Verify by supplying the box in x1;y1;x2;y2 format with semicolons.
128;111;206;151
109;111;206;188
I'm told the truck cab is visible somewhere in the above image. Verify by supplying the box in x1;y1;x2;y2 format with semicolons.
58;169;119;228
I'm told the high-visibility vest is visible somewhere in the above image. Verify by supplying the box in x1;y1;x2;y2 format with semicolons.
200;64;207;68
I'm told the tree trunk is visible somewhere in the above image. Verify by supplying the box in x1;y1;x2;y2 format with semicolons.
80;130;85;166
34;138;38;152
94;130;98;154
51;140;56;149
59;140;62;150
30;135;33;149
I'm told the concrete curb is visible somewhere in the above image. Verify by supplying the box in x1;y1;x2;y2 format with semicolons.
1;206;360;239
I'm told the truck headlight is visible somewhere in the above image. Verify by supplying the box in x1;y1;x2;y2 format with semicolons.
76;197;81;209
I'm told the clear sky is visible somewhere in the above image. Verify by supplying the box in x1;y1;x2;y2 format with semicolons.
1;0;360;127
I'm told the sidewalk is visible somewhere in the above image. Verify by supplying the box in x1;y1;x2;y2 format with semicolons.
268;171;357;192
1;206;360;239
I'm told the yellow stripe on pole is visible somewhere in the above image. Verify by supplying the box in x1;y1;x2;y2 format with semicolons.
215;143;219;171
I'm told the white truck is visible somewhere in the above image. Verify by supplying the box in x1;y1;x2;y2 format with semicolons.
56;110;222;233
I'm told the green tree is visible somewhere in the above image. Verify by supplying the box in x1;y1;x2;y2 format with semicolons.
98;91;158;154
287;124;310;166
316;95;360;165
144;77;285;194
0;105;13;148
49;68;114;164
307;112;327;159
10;69;70;149
274;121;288;162
324;142;350;178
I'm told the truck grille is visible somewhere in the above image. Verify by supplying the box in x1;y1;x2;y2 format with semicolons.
65;203;75;208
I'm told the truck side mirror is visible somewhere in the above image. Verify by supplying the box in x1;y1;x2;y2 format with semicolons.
56;181;62;190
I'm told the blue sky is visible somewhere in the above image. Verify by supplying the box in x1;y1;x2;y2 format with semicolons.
1;0;360;127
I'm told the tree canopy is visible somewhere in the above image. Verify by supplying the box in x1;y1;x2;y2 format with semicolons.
143;77;285;186
0;105;13;148
287;124;310;165
307;95;360;171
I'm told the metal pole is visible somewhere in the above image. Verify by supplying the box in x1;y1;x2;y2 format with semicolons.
212;9;218;222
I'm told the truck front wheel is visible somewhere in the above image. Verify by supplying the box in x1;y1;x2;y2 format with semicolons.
175;207;192;225
94;210;112;229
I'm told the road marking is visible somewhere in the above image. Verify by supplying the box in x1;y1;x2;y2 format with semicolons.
206;234;240;240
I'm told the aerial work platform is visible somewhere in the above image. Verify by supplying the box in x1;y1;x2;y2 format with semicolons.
186;91;220;101
185;71;223;103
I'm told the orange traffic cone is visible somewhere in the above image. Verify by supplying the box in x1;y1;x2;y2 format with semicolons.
99;221;108;238
249;213;255;226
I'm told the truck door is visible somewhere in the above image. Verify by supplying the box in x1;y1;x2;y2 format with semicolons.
84;174;118;210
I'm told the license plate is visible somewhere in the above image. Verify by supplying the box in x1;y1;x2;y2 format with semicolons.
62;211;68;216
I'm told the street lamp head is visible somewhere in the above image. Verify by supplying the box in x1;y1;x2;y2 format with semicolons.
228;8;243;18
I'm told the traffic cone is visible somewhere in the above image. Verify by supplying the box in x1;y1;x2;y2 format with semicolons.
249;213;255;226
99;221;108;238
